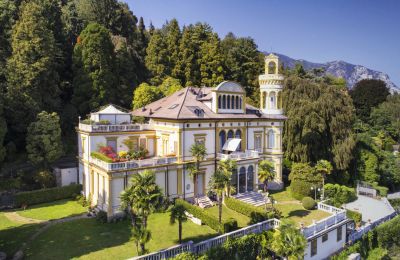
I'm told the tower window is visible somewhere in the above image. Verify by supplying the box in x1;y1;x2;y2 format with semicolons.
223;95;226;109
236;96;239;109
218;95;221;109
227;95;230;109
268;61;277;74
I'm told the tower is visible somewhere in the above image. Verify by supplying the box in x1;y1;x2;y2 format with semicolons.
259;54;284;115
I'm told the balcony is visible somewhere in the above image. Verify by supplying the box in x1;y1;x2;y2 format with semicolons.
217;150;259;161
78;123;150;133
89;156;178;171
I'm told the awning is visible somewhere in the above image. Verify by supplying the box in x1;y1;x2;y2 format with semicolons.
222;138;241;152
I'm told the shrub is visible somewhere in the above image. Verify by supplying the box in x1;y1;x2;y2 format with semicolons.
225;197;269;223
324;183;357;207
290;180;313;200
302;197;316;210
347;209;362;226
373;185;388;197
367;247;389;260
376;215;400;249
389;198;400;211
75;194;88;207
91;151;113;163
34;170;56;189
176;199;223;233
96;210;108;223
223;218;238;233
14;184;82;207
97;120;110;125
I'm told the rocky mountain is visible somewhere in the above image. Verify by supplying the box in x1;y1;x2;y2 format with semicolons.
266;52;399;92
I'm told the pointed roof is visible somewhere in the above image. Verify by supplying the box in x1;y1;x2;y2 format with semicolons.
92;104;130;115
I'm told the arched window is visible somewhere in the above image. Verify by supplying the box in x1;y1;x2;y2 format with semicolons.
247;165;254;192
268;61;276;74
268;130;275;149
239;167;246;193
218;95;221;109
219;130;226;152
270;92;276;109
235;129;242;151
227;95;230;109
227;130;234;139
231;96;235;109
236;96;239;109
223;95;226;109
239;97;242;109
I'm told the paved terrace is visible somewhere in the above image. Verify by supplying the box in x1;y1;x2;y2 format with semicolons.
344;195;395;223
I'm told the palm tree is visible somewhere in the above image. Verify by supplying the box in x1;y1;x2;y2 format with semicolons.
272;221;307;260
208;170;230;223
189;143;207;199
120;170;164;228
258;160;276;193
315;160;333;200
131;223;151;255
170;204;188;243
217;159;237;197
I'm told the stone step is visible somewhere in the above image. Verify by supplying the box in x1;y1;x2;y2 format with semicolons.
196;196;213;209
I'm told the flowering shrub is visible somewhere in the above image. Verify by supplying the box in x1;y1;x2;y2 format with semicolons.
98;145;117;160
118;151;128;158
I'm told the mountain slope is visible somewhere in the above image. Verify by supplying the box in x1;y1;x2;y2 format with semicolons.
266;52;399;92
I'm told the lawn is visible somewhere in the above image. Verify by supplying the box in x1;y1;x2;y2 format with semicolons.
269;187;295;202
0;212;43;256
24;212;217;260
205;205;250;227
17;199;87;220
275;203;331;226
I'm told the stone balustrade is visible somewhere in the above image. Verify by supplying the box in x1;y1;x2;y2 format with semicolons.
89;156;178;171
216;150;259;161
78;123;150;132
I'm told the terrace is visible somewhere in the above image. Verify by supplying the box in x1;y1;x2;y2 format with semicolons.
216;150;259;161
89;156;178;171
78;122;150;133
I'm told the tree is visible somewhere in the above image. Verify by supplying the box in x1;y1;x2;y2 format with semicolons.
120;170;164;228
6;0;61;145
159;77;183;97
258;160;276;193
217;159;237;197
145;29;169;85
170;204;188;243
132;83;162;109
315;160;333;199
272;221;307;259
289;162;323;200
208;170;230;224
283;74;355;172
72;23;116;116
189;143;207;199
370;93;400;142
131;223;151;255
26;112;63;169
350;79;390;122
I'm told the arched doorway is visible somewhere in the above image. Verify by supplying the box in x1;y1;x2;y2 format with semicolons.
239;167;246;193
247;166;254;192
235;129;242;151
230;168;238;196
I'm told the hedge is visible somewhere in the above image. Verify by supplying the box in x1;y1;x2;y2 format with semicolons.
289;180;313;200
346;209;362;226
324;183;357;207
175;199;237;233
224;197;277;224
14;184;82;207
91;151;113;163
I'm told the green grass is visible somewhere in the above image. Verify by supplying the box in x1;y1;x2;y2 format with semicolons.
269;187;295;202
24;212;217;260
0;212;43;256
275;203;331;226
205;205;251;227
17;199;87;220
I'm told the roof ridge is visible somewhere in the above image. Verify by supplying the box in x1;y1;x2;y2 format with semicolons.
176;87;191;119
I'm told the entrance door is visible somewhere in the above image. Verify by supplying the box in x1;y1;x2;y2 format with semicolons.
196;173;204;196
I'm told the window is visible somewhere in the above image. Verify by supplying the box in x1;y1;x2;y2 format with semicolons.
247;166;254;192
169;104;179;109
267;130;275;149
106;139;117;152
235;129;242;151
311;239;317;257
239;97;242;109
195;135;206;145
337;227;342;241
219;130;226;152
236;96;239;109
227;130;234;139
254;134;262;152
223;95;226;109
139;138;146;149
270;92;276;109
218;95;221;109
268;61;276;74
322;233;328;243
231;95;235;109
227;95;230;109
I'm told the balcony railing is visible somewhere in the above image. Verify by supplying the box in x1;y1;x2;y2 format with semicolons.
301;202;347;238
78;123;150;132
89;156;178;171
217;150;259;160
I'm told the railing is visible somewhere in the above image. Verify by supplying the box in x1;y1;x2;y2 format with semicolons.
89;156;178;171
78;123;150;132
130;218;281;260
217;150;259;160
301;202;347;239
348;211;398;242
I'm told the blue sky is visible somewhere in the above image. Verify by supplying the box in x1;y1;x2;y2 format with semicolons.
126;0;400;86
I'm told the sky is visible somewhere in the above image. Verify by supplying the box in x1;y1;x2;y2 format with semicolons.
125;0;400;86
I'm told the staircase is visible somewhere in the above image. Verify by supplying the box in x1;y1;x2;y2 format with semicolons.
233;191;267;207
196;196;214;209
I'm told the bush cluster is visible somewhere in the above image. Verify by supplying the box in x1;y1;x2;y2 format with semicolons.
14;184;82;207
175;199;237;233
289;180;314;200
324;183;357;207
301;196;316;210
346;209;362;226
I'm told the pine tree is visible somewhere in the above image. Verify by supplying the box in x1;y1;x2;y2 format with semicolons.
72;23;116;116
145;29;169;85
6;0;61;145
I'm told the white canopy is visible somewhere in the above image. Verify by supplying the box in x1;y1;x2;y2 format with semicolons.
222;138;241;152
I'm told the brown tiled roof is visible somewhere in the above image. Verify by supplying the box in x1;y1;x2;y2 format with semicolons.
132;87;287;120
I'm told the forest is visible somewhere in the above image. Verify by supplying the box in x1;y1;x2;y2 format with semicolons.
0;0;399;194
